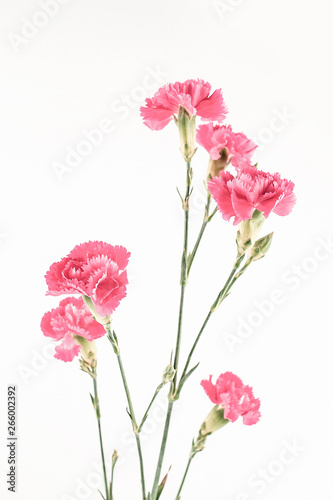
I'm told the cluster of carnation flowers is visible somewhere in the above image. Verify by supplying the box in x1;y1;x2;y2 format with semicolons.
41;78;296;500
41;241;130;361
141;78;296;222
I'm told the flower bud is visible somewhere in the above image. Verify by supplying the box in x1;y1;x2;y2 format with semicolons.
162;364;176;384
248;232;274;262
74;335;97;368
112;449;119;465
236;209;265;258
82;295;111;326
177;107;197;161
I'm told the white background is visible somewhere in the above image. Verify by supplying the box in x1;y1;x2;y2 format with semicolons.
1;1;333;499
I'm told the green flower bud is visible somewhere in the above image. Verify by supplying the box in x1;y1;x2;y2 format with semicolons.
177;107;197;161
112;449;119;465
162;364;176;384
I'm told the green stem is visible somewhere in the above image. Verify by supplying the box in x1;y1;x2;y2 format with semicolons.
93;376;109;500
150;401;174;500
176;263;243;397
115;352;146;500
109;453;118;500
186;193;217;277
115;353;137;429
151;161;192;500
175;454;195;500
172;160;192;391
138;384;163;432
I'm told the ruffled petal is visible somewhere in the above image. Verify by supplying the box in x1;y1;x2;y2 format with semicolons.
54;333;81;362
196;89;228;121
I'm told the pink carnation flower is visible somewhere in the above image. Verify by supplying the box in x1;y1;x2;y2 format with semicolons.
45;241;130;317
201;372;261;425
197;123;257;169
208;166;296;225
140;79;228;131
41;297;105;362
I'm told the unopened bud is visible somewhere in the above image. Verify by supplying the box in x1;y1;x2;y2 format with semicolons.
162;364;176;384
236;209;265;258
177;107;196;161
112;449;119;465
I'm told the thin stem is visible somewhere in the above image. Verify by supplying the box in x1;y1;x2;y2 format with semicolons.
115;352;146;500
177;310;212;394
135;434;145;495
176;265;241;397
172;160;192;391
175;455;194;500
110;452;118;500
151;401;174;500
138;385;163;432
115;353;138;429
187;193;217;277
93;376;109;500
151;161;192;500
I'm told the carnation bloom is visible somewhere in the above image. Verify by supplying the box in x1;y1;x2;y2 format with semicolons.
45;241;130;317
140;79;228;131
41;297;105;362
208;166;296;225
197;123;257;169
201;372;261;425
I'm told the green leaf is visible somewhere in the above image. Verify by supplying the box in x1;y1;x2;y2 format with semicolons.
126;407;133;421
156;466;171;500
176;362;200;396
98;490;106;500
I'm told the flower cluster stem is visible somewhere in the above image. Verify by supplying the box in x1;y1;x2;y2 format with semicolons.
107;329;146;500
176;258;246;398
151;160;192;500
110;456;117;500
115;352;146;500
138;384;164;432
92;375;109;500
172;160;192;390
186;192;217;277
150;401;174;500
